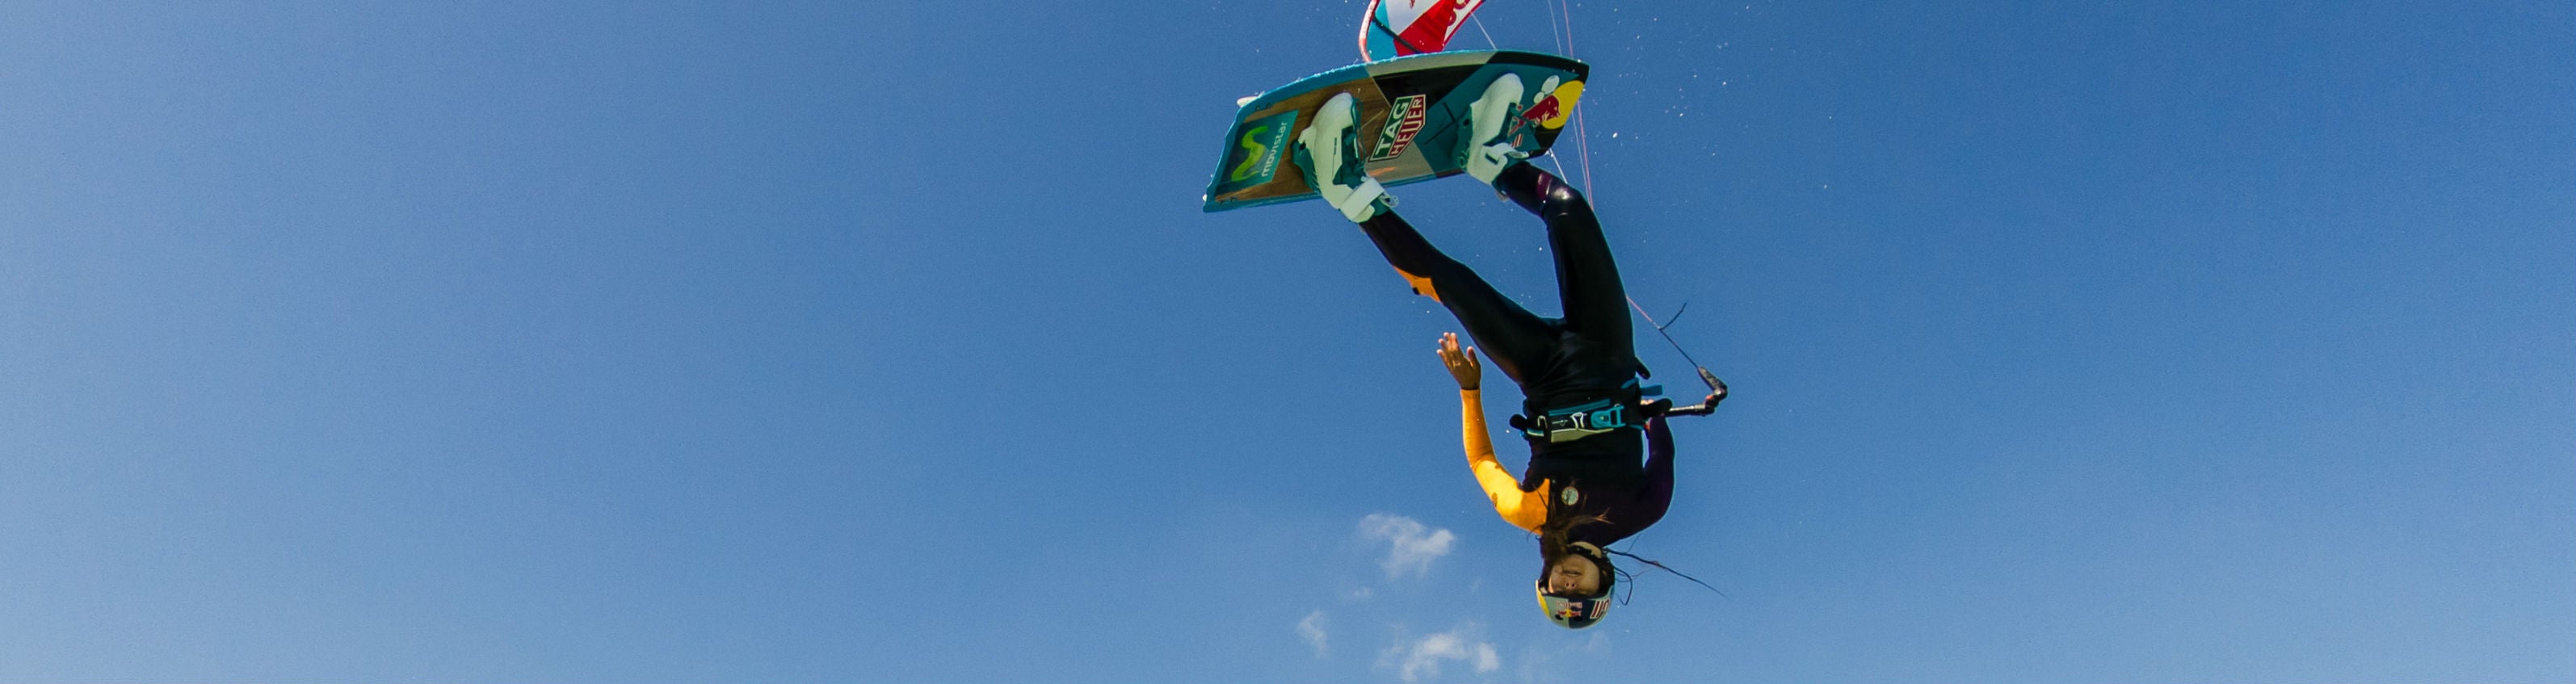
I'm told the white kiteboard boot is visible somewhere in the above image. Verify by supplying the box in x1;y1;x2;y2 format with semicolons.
1460;72;1529;187
1294;92;1392;223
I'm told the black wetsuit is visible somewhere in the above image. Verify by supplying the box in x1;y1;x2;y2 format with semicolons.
1358;160;1662;540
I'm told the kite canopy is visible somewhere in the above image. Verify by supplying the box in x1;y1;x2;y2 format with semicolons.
1360;0;1490;61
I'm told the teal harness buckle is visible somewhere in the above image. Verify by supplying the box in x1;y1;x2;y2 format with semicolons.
1511;379;1656;443
1520;399;1628;443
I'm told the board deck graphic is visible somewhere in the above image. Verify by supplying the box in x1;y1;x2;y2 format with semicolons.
1202;50;1588;213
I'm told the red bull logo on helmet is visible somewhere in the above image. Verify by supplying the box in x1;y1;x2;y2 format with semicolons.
1544;595;1606;619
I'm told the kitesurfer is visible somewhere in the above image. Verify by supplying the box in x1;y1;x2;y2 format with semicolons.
1292;74;1724;629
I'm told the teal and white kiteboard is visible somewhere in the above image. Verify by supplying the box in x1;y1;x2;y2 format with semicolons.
1202;50;1588;213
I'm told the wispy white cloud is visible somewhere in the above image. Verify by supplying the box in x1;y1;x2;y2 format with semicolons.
1358;514;1456;580
1380;623;1501;682
1296;610;1329;658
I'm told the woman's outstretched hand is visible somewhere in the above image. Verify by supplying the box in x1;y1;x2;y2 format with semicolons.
1436;332;1481;391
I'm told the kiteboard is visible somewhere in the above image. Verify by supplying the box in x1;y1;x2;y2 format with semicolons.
1201;50;1588;213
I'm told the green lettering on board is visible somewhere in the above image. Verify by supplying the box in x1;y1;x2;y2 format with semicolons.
1229;125;1271;183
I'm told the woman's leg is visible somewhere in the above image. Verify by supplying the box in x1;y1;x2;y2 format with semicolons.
1494;161;1634;368
1355;210;1560;386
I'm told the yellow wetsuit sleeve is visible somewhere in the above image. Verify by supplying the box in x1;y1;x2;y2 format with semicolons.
1462;388;1549;533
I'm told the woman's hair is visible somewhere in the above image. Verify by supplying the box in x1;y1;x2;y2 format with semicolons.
1536;513;1617;598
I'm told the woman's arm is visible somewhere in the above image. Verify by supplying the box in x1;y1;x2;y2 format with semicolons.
1442;334;1548;533
1626;416;1678;534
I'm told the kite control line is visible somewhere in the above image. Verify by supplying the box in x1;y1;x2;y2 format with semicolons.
1628;297;1728;415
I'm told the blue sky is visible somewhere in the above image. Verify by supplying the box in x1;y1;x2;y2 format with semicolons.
3;1;2570;682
